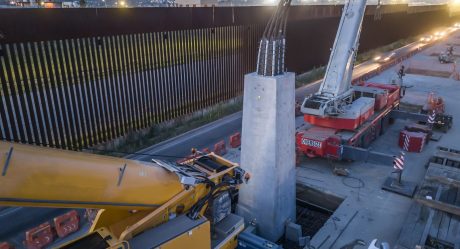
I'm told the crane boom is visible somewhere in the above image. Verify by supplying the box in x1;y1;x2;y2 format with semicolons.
320;0;365;97
0;141;246;248
0;141;184;210
302;0;367;117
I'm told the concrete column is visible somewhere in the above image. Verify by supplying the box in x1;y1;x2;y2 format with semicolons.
237;72;296;241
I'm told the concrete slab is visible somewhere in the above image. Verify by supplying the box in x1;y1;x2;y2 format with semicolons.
430;133;443;141
404;35;460;78
305;34;460;248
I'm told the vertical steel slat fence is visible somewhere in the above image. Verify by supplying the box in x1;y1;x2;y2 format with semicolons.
0;5;452;149
0;25;260;149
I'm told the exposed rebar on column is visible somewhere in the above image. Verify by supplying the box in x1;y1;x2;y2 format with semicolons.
256;0;291;77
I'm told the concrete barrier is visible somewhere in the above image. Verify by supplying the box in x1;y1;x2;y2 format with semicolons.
24;222;54;249
213;140;227;156
0;242;14;249
229;132;241;148
54;210;80;238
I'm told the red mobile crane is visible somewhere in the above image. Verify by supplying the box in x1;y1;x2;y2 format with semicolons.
296;0;448;164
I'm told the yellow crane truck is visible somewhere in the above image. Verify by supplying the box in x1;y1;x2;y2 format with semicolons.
0;141;248;249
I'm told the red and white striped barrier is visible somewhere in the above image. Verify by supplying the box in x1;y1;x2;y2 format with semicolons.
393;151;405;171
427;110;436;128
403;132;410;152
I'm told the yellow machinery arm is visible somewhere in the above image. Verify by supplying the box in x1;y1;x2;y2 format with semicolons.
0;141;246;248
0;141;184;210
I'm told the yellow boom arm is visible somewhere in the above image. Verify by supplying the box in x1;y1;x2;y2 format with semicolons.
0;141;243;245
0;141;184;210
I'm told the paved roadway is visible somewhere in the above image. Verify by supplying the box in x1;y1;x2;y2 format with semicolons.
129;40;425;162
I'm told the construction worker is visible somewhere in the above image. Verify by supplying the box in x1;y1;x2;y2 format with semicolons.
397;65;406;96
397;65;405;80
448;45;454;56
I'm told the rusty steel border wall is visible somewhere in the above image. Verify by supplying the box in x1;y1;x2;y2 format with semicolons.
0;4;456;149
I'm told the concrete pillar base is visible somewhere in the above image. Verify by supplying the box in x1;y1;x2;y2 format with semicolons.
237;72;296;241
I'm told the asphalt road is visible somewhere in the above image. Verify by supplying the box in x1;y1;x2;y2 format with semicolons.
129;40;425;162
